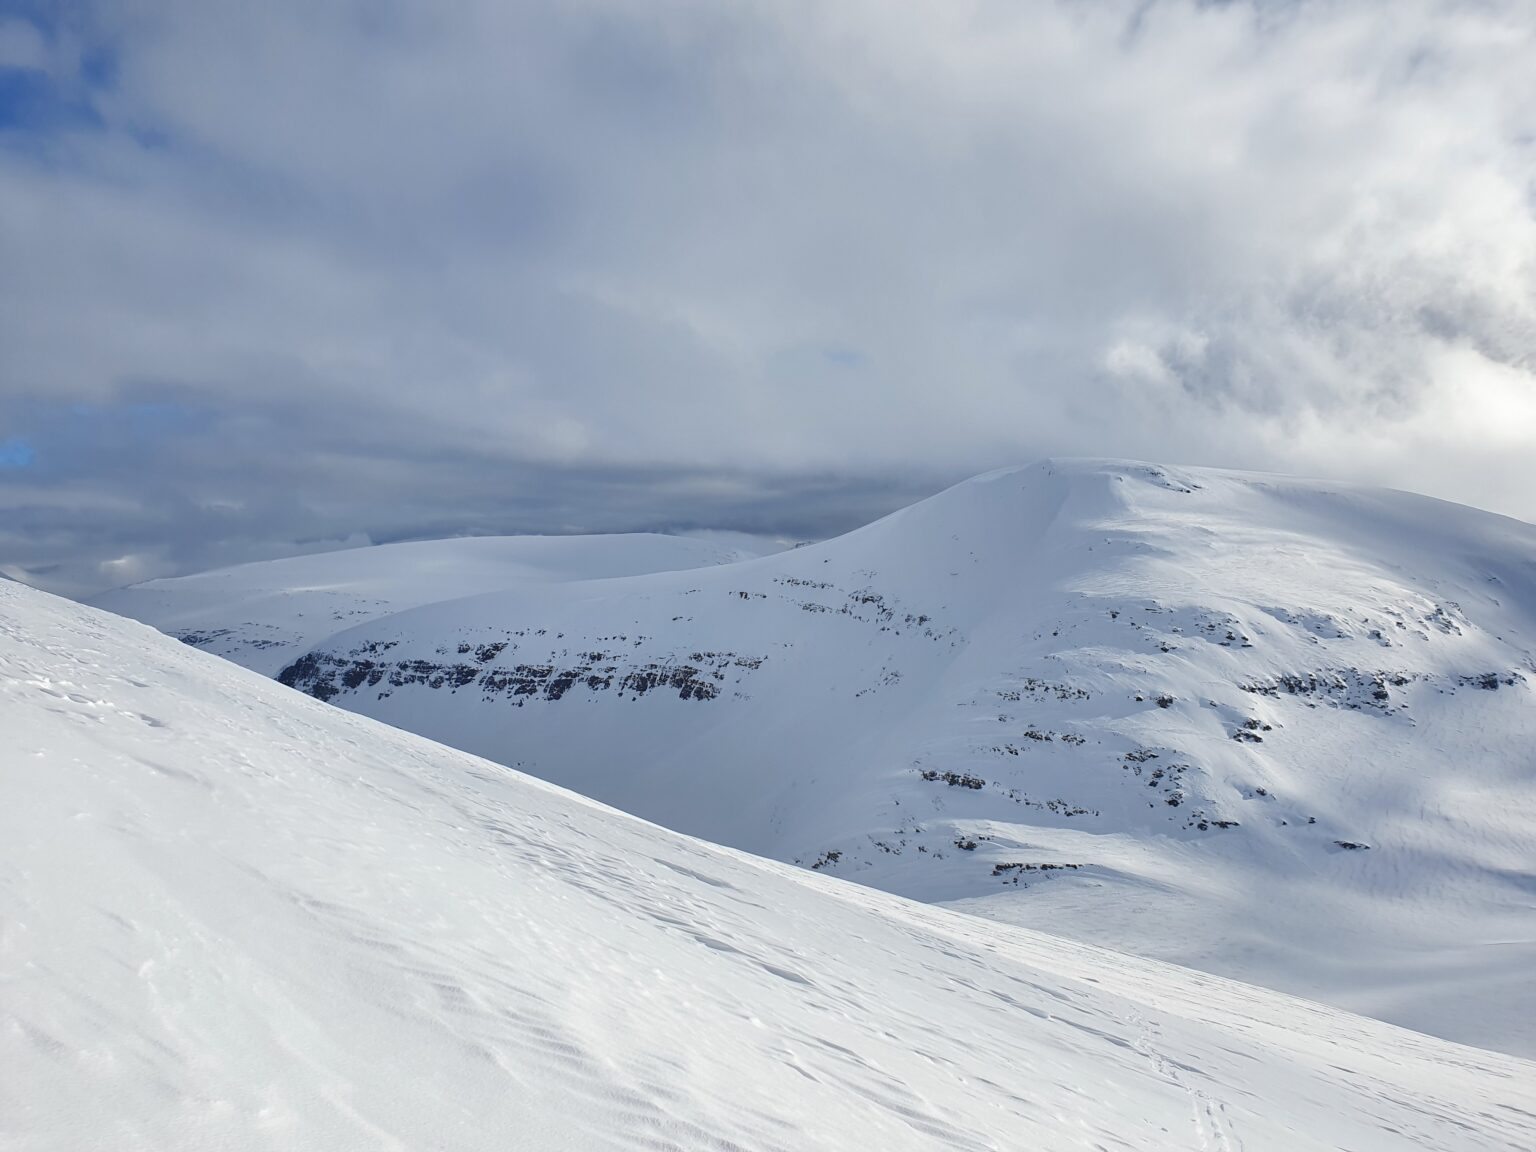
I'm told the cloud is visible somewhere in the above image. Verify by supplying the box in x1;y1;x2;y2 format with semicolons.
1;0;1533;594
0;19;48;72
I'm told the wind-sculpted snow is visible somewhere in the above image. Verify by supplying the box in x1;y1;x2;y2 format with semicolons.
3;582;1534;1150
95;459;1536;1055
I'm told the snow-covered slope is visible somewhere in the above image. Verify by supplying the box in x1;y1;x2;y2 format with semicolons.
91;533;762;676
95;460;1536;1056
3;582;1533;1151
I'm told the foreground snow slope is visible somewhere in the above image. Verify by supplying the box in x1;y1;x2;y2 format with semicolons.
96;460;1536;1055
91;533;760;676
3;583;1533;1151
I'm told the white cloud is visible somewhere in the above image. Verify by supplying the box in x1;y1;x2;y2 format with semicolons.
0;18;48;71
1;0;1533;591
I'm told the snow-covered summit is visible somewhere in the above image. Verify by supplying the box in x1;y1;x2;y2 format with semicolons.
3;581;1533;1150
94;459;1536;1054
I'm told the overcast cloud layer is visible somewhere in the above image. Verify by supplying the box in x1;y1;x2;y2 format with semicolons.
2;0;1534;595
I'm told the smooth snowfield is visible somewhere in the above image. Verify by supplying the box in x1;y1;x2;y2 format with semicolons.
5;585;1533;1151
104;459;1536;1055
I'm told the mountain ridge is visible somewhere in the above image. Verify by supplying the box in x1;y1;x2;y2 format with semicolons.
92;458;1536;1055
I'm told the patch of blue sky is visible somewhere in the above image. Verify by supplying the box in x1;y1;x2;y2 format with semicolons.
0;437;35;469
0;11;114;139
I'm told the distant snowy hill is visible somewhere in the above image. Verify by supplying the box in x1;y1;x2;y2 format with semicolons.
4;582;1533;1150
94;460;1536;1056
92;533;764;676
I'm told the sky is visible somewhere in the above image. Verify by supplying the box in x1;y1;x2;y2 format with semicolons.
2;0;1534;596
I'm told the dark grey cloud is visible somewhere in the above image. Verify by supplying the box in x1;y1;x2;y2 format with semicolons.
2;0;1534;594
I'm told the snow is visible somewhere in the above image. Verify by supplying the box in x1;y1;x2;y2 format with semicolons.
4;581;1534;1150
91;533;763;676
91;459;1536;1056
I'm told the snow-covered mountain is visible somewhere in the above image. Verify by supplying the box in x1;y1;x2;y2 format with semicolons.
90;532;764;677
4;581;1533;1150
93;459;1536;1056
